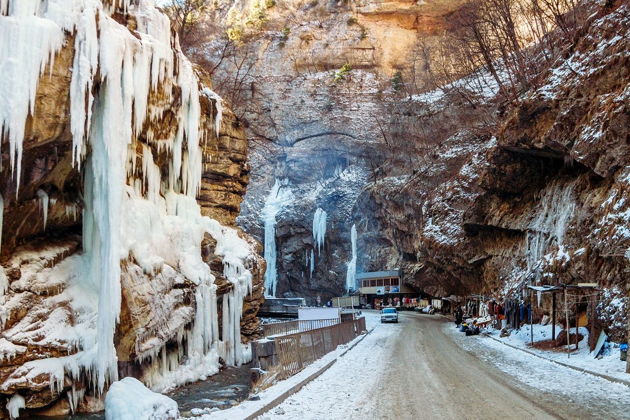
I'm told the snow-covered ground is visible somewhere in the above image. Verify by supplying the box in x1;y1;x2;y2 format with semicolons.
445;323;630;416
184;311;385;419
484;323;628;382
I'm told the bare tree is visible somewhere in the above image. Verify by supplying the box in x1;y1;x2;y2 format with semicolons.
162;0;210;45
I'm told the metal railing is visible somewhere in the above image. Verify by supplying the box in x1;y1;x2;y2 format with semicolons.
262;318;340;337
273;317;367;380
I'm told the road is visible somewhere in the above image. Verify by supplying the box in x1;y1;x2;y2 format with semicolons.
371;313;557;419
261;312;630;420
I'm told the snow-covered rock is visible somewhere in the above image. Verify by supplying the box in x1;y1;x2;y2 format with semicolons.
105;377;178;420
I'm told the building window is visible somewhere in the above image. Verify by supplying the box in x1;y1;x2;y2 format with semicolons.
384;279;390;286
370;279;377;287
391;278;399;286
377;279;384;287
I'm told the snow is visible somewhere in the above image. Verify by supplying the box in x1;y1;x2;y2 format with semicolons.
483;323;629;383
446;323;630;415
312;207;326;253
345;224;357;292
0;266;7;297
105;377;179;420
6;393;24;420
187;312;382;420
262;179;294;297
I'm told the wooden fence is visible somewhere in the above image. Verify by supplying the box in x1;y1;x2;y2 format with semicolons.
262;318;340;337
272;317;367;380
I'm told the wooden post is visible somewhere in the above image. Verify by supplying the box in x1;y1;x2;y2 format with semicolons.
575;299;579;351
552;292;556;341
530;290;534;346
565;287;570;358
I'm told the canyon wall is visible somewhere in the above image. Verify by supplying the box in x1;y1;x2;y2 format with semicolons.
0;1;262;417
364;3;629;339
201;0;627;339
197;0;468;301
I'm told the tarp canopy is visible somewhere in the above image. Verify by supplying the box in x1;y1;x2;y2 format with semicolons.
527;285;561;293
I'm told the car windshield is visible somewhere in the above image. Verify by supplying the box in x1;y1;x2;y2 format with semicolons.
382;308;396;314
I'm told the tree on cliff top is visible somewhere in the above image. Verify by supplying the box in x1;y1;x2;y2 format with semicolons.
162;0;210;45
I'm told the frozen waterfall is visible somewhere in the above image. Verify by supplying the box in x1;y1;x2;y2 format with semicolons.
0;0;255;397
312;208;327;253
262;179;293;297
525;180;576;282
345;224;357;292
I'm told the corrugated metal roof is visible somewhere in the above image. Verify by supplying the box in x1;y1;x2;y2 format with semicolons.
356;270;400;280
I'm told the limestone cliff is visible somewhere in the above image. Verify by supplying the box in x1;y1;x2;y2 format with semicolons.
363;2;629;339
191;0;469;301
0;0;263;417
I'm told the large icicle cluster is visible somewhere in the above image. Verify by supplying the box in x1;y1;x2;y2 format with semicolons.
525;180;576;283
312;207;327;253
0;0;254;405
345;224;357;291
261;179;293;297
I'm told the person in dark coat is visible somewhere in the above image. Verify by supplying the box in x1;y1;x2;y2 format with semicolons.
455;306;463;326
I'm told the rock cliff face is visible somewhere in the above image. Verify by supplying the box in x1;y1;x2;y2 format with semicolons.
0;0;262;416
198;0;469;301
362;3;629;338
203;0;627;338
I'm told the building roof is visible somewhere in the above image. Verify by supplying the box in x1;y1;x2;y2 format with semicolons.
356;270;401;280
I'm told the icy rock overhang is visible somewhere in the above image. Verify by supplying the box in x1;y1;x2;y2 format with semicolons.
0;0;259;414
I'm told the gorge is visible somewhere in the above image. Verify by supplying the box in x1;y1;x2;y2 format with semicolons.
0;0;629;417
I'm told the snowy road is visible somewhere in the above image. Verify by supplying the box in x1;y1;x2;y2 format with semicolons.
259;312;630;420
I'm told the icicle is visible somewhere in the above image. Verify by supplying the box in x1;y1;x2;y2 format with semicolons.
0;4;65;192
6;393;24;420
312;207;327;253
202;88;224;138
36;189;49;229
310;249;315;279
345;224;357;291
261;179;293;297
525;181;576;282
69;5;99;168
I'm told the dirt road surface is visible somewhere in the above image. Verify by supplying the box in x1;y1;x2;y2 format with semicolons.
261;312;630;420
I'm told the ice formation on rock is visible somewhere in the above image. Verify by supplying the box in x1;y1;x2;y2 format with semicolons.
36;189;49;229
0;0;254;406
525;180;576;283
310;249;315;279
345;224;357;291
312;207;327;253
6;393;24;420
262;179;293;297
